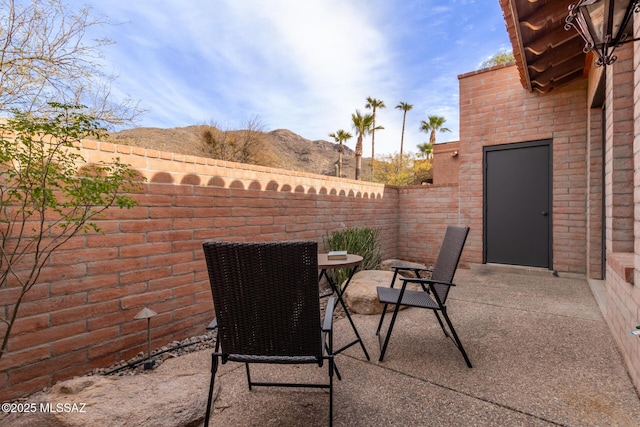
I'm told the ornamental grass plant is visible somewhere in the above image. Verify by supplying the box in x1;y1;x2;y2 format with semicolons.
324;226;382;288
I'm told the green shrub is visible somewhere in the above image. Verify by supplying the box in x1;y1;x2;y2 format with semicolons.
324;226;382;287
0;103;141;360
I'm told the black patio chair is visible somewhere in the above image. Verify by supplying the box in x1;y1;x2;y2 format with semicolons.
202;240;339;426
375;225;472;367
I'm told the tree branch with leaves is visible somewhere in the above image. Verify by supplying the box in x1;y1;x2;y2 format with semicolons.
200;117;267;165
420;115;451;146
351;110;375;181
0;103;142;360
0;0;143;126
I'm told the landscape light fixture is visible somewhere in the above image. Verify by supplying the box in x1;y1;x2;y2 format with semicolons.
565;0;640;66
134;307;158;370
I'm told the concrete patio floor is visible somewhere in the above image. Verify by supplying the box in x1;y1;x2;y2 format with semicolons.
206;267;640;426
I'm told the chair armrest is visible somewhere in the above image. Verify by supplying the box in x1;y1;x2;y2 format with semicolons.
400;277;456;287
391;265;431;272
322;297;336;332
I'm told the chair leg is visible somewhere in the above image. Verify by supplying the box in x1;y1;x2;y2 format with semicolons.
324;343;342;380
244;363;253;390
333;360;341;381
375;303;390;336
204;353;219;427
376;269;399;336
432;310;450;338
378;301;403;362
440;308;472;368
328;355;334;427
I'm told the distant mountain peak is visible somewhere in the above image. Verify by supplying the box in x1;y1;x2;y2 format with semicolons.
105;125;364;178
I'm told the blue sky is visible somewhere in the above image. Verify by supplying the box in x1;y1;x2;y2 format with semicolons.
70;0;511;155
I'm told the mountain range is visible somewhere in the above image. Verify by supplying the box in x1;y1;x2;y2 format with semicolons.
105;126;372;180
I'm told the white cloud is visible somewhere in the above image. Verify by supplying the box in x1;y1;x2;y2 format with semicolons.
64;0;510;154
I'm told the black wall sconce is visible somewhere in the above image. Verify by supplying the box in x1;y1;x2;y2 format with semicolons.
565;0;640;66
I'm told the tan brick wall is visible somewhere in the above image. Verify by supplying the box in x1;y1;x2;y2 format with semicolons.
611;15;640;394
0;138;468;401
635;5;640;295
0;143;404;401
606;261;640;391
587;107;604;279
433;141;460;185
605;43;635;254
396;184;462;266
458;64;588;274
599;42;639;395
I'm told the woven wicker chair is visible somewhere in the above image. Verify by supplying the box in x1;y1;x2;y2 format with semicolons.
375;225;472;367
202;240;338;426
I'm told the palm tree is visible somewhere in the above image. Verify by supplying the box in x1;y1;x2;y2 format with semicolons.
351;110;375;180
328;129;352;177
365;97;385;178
395;102;413;158
417;142;433;159
420;115;451;145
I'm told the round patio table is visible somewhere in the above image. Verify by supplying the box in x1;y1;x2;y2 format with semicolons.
317;253;370;360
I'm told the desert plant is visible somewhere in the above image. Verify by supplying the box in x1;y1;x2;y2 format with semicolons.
372;153;432;186
479;49;515;69
0;103;141;360
373;153;414;185
324;226;382;287
200;117;267;165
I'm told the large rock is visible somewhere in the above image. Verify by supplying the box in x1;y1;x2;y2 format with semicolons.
380;259;430;278
343;270;418;315
1;349;217;427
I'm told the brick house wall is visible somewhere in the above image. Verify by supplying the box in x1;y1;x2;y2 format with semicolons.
432;141;460;185
457;63;588;275
601;19;640;392
584;39;640;394
453;29;640;393
0;140;463;401
631;16;640;389
605;44;635;254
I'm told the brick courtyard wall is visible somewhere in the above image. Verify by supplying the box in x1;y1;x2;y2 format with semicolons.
396;184;462;266
0;141;408;401
0;139;465;401
458;64;588;275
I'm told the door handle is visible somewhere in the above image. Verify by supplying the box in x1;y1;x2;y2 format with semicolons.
541;211;548;216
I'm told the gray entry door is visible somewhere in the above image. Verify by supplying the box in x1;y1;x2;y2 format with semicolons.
484;141;551;269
